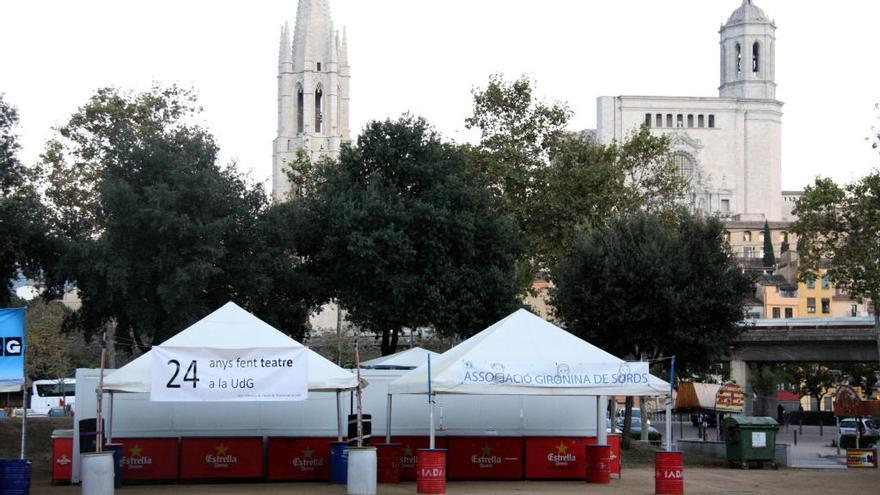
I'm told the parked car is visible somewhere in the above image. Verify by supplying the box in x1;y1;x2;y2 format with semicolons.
616;416;659;435
616;407;651;425
840;417;880;437
606;418;621;434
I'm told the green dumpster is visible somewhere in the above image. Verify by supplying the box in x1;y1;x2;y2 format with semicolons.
721;415;779;469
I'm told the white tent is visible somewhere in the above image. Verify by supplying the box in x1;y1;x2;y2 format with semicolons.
104;302;359;392
388;309;669;396
361;347;439;370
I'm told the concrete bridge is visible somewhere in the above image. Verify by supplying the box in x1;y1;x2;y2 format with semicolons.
726;317;878;414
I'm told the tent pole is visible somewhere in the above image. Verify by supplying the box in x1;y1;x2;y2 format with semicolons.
385;394;393;443
107;392;114;443
666;356;675;451
336;390;343;442
428;355;435;450
596;395;608;445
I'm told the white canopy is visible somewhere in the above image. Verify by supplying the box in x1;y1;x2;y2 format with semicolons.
361;347;439;369
103;302;358;393
388;309;669;396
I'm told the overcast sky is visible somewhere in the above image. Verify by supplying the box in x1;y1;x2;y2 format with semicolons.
3;0;879;191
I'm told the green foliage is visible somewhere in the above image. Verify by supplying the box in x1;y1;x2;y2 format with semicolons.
0;95;52;305
23;298;102;382
762;220;776;268
780;232;790;255
551;211;754;373
466;75;686;275
782;363;836;402
41;86;316;349
294;115;523;355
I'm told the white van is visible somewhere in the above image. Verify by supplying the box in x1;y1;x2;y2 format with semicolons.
32;378;76;414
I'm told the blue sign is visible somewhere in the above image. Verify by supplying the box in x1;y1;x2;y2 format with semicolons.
0;308;25;384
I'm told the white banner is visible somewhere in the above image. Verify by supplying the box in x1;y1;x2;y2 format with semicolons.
150;346;308;402
459;361;651;388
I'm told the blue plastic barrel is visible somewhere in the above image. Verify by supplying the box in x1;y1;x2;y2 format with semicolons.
0;459;32;494
104;444;124;487
329;441;348;484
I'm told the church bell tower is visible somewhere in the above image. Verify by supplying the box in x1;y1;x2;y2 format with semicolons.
273;0;350;201
719;0;776;100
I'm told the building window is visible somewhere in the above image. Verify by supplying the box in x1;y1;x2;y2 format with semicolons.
736;43;742;77
785;308;793;318
645;113;652;127
708;115;715;128
296;86;304;134
821;275;830;290
743;231;752;242
676;114;684;128
698;115;705;128
807;297;816;314
666;114;673;127
656;114;663;127
314;88;323;133
772;307;780;319
851;304;858;317
821;298;830;314
317;62;322;71
743;246;755;258
752;42;760;74
672;153;694;182
806;277;815;289
721;199;730;212
687;114;694;127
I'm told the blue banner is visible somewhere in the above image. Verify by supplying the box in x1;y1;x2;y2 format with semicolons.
0;308;25;384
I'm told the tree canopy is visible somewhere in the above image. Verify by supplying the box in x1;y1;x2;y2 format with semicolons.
41;86;316;349
293;115;523;355
466;75;686;275
551;211;754;371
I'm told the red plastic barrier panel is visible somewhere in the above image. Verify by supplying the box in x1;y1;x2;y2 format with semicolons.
524;437;591;479
52;437;73;483
393;437;448;481
180;437;263;480
447;437;523;480
586;435;622;475
266;437;333;481
116;438;180;481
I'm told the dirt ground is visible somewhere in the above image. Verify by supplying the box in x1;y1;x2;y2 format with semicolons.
29;468;879;495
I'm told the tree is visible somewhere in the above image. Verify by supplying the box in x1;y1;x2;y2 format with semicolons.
41;86;316;350
784;363;836;410
762;220;776;268
780;233;790;255
792;172;880;366
0;95;52;305
551;211;754;446
295;115;523;355
466;75;685;275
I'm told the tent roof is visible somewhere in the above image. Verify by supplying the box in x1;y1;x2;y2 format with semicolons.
104;302;358;393
388;309;669;396
361;347;439;369
674;382;722;411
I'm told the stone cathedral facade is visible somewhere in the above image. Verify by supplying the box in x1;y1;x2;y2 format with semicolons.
272;0;350;201
595;0;783;221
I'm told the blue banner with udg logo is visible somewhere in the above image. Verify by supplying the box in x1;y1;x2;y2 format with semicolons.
0;308;25;385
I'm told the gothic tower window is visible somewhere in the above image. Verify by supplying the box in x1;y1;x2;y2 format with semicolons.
752;41;760;73
672;152;694;182
645;113;652;127
656;114;663;127
735;43;742;77
666;114;673;127
315;87;323;133
296;85;304;134
698;115;705;128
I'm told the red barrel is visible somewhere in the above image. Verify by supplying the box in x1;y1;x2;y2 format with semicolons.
416;449;447;494
655;451;683;495
375;443;401;484
585;444;611;484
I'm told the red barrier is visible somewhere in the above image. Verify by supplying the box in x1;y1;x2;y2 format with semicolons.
52;437;72;483
116;438;179;481
266;437;333;481
447;437;523;480
655;451;684;495
585;444;611;484
375;443;402;483
180;437;263;480
524;437;590;479
393;437;448;481
417;449;447;494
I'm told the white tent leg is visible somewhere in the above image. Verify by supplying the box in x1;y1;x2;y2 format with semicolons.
665;393;673;451
596;395;608;445
429;395;435;450
336;390;343;442
108;393;114;442
385;394;393;443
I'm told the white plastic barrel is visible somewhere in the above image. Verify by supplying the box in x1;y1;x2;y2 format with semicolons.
346;446;377;495
81;452;114;495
